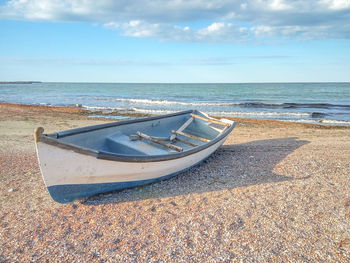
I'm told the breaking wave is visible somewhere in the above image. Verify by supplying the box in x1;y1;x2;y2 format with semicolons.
93;97;350;110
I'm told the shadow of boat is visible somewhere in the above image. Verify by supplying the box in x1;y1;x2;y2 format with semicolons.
83;137;310;205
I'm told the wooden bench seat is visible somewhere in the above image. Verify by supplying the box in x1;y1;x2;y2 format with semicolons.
106;134;171;156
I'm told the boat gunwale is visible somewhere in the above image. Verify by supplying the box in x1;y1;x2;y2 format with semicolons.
57;110;194;138
38;110;236;163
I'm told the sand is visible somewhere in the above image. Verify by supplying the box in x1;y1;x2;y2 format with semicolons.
0;102;350;262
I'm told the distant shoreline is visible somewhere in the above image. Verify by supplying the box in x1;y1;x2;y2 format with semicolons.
0;81;41;84
0;101;348;129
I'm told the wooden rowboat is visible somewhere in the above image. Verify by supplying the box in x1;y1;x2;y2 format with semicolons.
34;110;236;203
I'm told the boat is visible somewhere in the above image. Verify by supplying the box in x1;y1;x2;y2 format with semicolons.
34;110;236;203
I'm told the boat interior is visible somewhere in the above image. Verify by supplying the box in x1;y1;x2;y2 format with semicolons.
57;111;232;156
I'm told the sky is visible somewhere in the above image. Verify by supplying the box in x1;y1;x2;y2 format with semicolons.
0;0;350;83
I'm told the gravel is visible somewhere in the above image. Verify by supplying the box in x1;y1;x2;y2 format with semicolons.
1;103;350;262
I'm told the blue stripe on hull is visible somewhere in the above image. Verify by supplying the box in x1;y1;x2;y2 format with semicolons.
47;156;212;203
47;172;176;203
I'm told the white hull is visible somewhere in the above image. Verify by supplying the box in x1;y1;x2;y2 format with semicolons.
34;110;235;203
36;135;228;203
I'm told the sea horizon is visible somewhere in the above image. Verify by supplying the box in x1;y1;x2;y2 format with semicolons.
2;81;350;84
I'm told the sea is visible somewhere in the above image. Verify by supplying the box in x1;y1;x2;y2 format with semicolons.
1;82;350;125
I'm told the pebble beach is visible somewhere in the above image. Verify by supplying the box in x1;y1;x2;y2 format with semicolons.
1;102;350;262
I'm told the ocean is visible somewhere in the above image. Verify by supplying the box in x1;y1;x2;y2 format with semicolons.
1;82;350;125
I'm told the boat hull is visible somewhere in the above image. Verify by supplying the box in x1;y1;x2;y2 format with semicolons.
36;135;228;203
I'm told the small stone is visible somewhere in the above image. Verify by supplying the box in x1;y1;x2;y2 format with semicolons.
112;238;121;244
8;188;14;192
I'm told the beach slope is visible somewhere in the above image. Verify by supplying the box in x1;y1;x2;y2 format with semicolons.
0;103;349;262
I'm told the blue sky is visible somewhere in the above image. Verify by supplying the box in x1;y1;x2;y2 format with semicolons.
0;0;350;83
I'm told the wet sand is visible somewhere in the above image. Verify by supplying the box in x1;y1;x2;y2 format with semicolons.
1;102;350;262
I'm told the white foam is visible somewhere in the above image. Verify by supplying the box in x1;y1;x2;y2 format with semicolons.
81;105;135;112
131;108;178;114
317;119;350;125
112;98;234;107
289;119;350;126
129;108;314;118
76;104;350;126
199;111;311;117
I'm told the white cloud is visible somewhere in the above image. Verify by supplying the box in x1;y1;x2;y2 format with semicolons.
321;0;350;10
268;0;291;11
253;25;274;37
206;22;226;32
0;56;170;66
1;0;350;42
105;21;250;42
